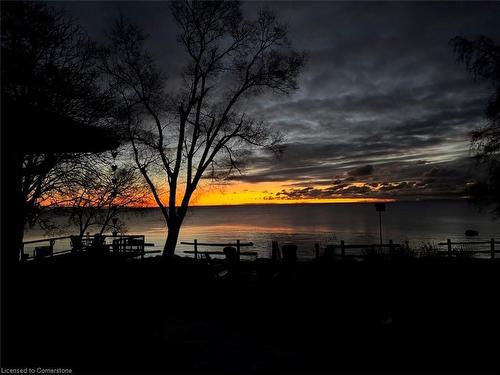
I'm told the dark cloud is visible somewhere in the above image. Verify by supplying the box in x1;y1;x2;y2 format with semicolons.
265;157;480;201
348;165;374;177
58;1;500;200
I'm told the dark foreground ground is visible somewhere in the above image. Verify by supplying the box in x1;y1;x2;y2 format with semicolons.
2;254;499;375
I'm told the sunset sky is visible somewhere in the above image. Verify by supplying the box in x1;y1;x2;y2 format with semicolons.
60;1;500;206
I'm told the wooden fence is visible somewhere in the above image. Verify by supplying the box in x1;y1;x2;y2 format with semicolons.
181;238;500;261
180;239;256;261
339;240;398;258
438;239;499;259
22;235;72;260
318;239;500;259
21;235;500;262
21;234;158;261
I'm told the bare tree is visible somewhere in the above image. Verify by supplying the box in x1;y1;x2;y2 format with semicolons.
101;1;305;256
57;152;148;238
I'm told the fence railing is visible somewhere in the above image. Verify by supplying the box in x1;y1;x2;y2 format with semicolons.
21;236;72;260
438;239;499;259
21;235;500;262
21;234;158;261
180;239;255;260
316;239;500;259
312;240;402;259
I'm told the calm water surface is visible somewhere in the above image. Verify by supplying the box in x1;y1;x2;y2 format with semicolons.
24;201;500;258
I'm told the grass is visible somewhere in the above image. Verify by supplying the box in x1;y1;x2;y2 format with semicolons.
453;244;475;258
418;241;441;258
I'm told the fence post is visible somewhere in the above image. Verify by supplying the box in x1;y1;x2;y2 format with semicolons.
194;239;198;260
491;238;495;259
272;241;280;261
236;239;241;263
315;243;319;258
50;239;55;257
341;240;345;259
447;239;452;257
389;240;394;255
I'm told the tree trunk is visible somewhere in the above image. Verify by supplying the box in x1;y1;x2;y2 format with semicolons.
2;152;25;267
10;211;25;263
163;222;181;257
163;189;192;258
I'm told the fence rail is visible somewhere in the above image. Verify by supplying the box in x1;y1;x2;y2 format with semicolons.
21;234;157;261
22;235;72;245
320;240;401;258
437;238;498;259
180;239;254;260
437;241;500;246
314;238;500;260
21;235;500;262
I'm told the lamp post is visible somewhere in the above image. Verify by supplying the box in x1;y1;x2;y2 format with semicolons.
374;203;386;245
111;150;119;237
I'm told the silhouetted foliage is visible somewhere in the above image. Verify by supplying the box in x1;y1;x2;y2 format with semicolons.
467;164;500;217
101;0;306;256
1;1;118;262
451;36;500;217
1;1;110;126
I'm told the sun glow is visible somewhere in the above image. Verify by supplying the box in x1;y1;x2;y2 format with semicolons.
139;181;394;207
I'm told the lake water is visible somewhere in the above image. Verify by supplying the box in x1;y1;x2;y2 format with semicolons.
24;200;500;259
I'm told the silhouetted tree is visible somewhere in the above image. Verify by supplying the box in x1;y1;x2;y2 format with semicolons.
451;36;500;216
61;152;147;238
1;1;118;263
101;1;305;256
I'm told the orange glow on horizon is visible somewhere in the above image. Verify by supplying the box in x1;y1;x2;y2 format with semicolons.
138;181;395;207
40;181;395;208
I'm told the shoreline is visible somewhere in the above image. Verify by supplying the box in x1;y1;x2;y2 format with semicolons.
35;197;472;210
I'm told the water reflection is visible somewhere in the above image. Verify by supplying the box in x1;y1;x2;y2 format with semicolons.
24;201;500;259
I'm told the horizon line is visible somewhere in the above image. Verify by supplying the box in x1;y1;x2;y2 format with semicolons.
46;196;470;209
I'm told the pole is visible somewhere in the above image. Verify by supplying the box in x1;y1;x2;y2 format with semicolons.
491;238;495;259
194;239;198;260
379;211;383;245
